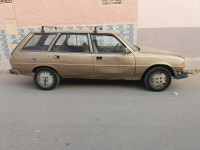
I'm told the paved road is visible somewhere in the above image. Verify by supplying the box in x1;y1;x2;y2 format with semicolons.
0;74;200;150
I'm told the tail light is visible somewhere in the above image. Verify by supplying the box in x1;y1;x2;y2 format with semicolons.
10;56;13;68
10;43;18;53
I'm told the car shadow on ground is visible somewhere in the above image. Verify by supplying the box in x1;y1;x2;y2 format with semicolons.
59;78;145;90
3;75;145;91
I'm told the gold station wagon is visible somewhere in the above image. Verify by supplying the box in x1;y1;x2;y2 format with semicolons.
10;26;188;91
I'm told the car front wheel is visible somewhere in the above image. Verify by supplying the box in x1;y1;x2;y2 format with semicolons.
34;67;60;90
144;67;171;91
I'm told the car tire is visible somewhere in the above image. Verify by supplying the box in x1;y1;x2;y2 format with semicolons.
144;67;171;92
34;67;60;90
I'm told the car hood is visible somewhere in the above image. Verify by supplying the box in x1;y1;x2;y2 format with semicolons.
139;46;182;57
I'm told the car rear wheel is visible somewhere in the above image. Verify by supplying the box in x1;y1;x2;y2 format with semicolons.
144;67;171;91
34;67;60;90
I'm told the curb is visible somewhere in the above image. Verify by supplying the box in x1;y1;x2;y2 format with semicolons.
187;69;200;75
185;58;200;75
0;60;11;75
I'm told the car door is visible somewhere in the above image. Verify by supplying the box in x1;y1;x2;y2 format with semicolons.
48;33;93;78
90;34;135;79
13;33;57;75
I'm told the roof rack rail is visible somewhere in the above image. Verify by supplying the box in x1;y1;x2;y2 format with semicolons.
94;26;103;33
41;26;57;32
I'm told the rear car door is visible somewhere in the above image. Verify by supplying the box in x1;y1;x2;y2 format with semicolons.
48;33;93;78
90;34;135;79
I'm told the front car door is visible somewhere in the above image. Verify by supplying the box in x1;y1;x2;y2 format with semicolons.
90;34;135;79
48;33;93;78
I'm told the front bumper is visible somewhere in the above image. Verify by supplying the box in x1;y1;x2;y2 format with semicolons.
9;69;20;75
174;70;188;79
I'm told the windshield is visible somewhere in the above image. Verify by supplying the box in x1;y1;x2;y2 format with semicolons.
117;34;138;51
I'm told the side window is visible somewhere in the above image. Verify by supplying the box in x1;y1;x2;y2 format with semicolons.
67;34;90;53
91;34;125;53
51;34;67;52
51;34;90;53
22;34;56;51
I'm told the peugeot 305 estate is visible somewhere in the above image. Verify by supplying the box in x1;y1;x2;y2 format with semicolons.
9;26;188;91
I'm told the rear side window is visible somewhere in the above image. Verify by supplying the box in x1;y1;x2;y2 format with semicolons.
22;34;57;51
51;34;90;53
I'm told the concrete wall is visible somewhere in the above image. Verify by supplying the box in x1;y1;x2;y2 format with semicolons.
137;0;200;58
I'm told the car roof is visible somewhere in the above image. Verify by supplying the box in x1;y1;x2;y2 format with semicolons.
31;29;117;35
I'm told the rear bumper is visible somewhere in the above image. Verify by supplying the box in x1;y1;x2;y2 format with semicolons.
9;69;20;75
174;70;188;79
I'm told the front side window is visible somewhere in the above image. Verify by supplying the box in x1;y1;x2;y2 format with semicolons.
91;34;126;53
22;34;57;51
51;34;90;53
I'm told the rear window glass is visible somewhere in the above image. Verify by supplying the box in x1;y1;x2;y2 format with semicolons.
22;34;57;51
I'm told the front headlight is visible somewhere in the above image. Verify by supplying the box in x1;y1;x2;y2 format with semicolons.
181;61;186;69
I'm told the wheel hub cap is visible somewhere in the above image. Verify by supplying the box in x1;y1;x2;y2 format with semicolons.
37;71;54;88
149;72;167;89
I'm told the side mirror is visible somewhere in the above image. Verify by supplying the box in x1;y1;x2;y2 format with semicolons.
125;48;131;54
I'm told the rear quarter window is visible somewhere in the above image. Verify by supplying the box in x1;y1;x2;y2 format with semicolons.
22;34;57;51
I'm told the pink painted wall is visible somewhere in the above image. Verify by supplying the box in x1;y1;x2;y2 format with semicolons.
138;0;200;28
0;3;15;28
0;0;138;29
137;0;200;57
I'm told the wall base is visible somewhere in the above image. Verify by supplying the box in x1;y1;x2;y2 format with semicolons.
137;27;200;58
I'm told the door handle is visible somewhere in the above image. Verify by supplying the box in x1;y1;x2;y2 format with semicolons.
53;55;60;59
96;56;102;60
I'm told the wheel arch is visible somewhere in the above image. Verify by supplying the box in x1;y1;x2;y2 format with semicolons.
32;66;60;76
141;64;175;80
